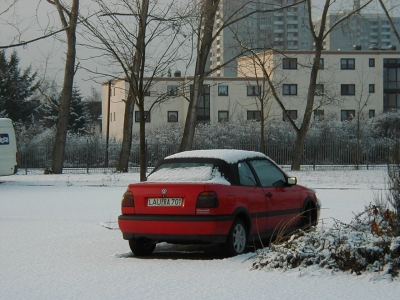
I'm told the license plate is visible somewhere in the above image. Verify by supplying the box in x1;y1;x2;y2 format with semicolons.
147;198;182;206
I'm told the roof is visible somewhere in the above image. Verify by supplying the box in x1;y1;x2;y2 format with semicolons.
165;149;267;164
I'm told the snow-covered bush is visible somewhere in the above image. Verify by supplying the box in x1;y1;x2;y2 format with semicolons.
251;204;399;279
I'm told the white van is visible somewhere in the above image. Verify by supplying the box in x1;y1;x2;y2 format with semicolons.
0;118;18;176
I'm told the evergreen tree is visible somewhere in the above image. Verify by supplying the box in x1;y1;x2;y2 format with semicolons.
69;87;91;134
39;87;91;134
0;50;39;122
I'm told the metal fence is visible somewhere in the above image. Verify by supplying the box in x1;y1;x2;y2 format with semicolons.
17;139;399;174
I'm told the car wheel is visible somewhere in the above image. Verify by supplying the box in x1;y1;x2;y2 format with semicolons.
129;238;156;256
301;203;317;230
223;219;247;256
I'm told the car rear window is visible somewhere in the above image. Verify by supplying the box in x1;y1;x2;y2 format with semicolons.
147;162;230;185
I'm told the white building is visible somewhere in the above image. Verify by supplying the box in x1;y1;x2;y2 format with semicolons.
102;50;400;140
238;49;400;120
102;76;267;140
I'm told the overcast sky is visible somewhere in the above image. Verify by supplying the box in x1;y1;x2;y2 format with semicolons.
0;0;398;99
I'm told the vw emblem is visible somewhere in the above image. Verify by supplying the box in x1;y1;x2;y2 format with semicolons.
162;188;167;195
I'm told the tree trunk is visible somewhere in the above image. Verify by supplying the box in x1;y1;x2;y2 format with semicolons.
179;0;220;152
116;0;149;178
291;46;322;170
116;88;135;172
139;103;147;181
51;0;79;174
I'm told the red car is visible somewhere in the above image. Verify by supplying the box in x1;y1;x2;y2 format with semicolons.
118;149;320;256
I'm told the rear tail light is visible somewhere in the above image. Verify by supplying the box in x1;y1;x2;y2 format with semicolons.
196;191;219;208
122;191;134;207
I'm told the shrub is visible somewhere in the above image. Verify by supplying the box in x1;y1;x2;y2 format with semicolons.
251;204;399;279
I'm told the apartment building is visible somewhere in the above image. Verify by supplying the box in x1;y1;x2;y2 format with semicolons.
313;11;400;51
208;0;312;78
238;49;400;121
102;76;268;139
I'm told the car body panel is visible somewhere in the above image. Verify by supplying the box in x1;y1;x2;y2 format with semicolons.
118;150;320;250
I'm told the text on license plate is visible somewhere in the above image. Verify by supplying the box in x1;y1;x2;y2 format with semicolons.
147;198;182;206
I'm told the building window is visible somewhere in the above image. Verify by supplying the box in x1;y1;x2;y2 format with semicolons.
218;111;229;122
218;85;229;96
247;110;261;121
247;85;261;96
135;111;150;123
144;90;151;96
167;111;178;122
341;58;355;70
369;84;375;93
383;58;400;111
341;84;355;95
283;84;297;95
369;58;375;67
341;110;355;121
369;110;375;118
315;84;324;95
195;84;210;122
283;58;297;69
283;110;298;121
167;85;178;96
314;110;324;121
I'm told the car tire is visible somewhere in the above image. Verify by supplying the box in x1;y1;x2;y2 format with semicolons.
129;238;156;256
301;203;317;230
223;219;247;257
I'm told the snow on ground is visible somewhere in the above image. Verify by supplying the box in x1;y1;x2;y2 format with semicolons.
0;169;399;300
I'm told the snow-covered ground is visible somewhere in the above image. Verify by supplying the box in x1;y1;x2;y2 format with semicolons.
1;170;399;300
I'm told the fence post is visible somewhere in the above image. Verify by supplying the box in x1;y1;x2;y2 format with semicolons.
366;140;369;170
313;143;316;171
86;139;89;174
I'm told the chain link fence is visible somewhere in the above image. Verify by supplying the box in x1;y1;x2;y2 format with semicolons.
16;138;398;174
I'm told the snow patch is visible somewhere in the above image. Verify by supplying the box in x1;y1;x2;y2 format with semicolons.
165;149;267;164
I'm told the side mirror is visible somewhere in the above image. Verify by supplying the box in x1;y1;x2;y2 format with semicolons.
287;177;297;185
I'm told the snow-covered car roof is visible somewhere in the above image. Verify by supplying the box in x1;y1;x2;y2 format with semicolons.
165;149;267;164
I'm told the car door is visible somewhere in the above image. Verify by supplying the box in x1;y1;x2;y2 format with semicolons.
237;161;267;234
248;159;302;232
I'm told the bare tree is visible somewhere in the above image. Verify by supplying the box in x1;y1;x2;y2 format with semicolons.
237;53;277;153
46;0;79;174
179;0;304;151
352;66;375;169
284;0;373;170
80;0;189;180
0;0;70;49
179;0;220;152
237;0;373;170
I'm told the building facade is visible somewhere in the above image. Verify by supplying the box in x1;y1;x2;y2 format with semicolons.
102;50;400;139
313;11;400;51
238;49;400;121
102;76;266;140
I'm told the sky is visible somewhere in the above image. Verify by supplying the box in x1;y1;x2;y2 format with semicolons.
0;169;399;300
0;0;398;98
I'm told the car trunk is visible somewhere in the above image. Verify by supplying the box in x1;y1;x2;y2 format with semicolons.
127;182;208;215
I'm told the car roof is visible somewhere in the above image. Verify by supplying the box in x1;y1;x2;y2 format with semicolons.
165;149;267;164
